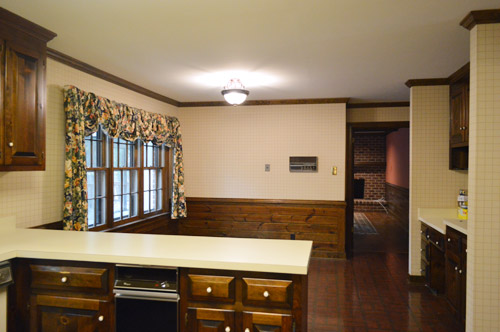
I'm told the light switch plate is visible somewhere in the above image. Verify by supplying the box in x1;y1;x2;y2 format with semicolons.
265;164;270;172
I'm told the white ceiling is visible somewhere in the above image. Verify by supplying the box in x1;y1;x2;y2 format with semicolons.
2;0;498;103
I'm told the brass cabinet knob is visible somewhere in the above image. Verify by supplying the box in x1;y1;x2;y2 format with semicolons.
61;276;68;283
263;290;270;298
448;238;451;242
206;286;212;294
245;329;250;332
459;270;463;274
455;266;458;271
98;315;104;322
225;327;230;332
8;142;13;147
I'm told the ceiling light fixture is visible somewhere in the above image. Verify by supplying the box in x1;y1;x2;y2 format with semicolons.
221;78;249;105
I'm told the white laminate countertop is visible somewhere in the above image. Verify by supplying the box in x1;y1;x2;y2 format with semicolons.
418;208;468;235
0;217;312;275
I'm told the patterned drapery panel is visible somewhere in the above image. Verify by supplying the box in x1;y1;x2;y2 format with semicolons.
63;85;186;231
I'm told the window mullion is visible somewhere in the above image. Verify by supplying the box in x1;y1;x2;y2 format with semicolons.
107;137;114;229
138;142;145;219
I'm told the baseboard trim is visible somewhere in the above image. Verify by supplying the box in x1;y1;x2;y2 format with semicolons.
408;275;425;284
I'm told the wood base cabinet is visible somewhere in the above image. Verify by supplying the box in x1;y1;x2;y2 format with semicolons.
420;223;445;294
8;259;115;332
180;268;307;332
30;295;112;332
445;227;467;326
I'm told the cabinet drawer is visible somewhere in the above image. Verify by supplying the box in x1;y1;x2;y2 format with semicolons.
30;265;109;293
243;278;293;308
188;274;235;302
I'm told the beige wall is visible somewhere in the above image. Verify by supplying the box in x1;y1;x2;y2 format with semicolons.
347;106;409;123
178;104;346;201
0;59;178;228
409;85;468;275
466;23;500;332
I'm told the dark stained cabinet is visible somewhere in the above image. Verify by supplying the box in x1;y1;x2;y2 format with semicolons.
450;82;469;147
8;259;115;332
181;268;308;332
0;8;56;171
29;295;112;332
420;223;445;294
187;308;235;332
445;227;467;326
243;311;292;332
449;64;470;170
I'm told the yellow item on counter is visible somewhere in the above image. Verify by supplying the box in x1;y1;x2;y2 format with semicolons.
458;207;468;220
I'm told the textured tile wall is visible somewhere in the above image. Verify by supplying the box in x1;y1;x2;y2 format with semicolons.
347;106;409;123
0;59;177;228
409;85;468;275
177;104;346;201
466;23;500;332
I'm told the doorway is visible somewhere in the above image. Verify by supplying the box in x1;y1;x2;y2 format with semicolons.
345;121;409;257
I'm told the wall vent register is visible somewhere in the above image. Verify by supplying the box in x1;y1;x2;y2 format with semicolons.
289;156;318;172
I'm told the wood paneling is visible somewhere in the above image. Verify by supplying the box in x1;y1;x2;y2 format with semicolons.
32;214;176;234
385;182;409;230
460;9;500;30
178;198;346;258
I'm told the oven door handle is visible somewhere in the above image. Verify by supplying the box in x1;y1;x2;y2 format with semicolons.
113;289;179;302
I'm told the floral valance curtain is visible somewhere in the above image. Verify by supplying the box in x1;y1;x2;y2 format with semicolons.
63;85;186;231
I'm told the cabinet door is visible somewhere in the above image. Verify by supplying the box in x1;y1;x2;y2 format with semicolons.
187;307;235;332
460;238;467;325
445;255;460;317
243;312;293;332
429;244;445;294
29;295;111;332
3;41;45;170
450;86;466;146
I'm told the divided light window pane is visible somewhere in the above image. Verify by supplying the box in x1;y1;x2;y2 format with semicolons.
85;127;108;229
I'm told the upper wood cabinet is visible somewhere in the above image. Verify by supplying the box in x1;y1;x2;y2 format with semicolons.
0;8;56;171
449;63;470;170
450;82;469;147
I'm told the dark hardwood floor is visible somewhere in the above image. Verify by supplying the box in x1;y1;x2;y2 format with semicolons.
307;212;462;332
354;212;408;254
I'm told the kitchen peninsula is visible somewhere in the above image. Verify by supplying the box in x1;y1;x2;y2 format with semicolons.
1;217;311;331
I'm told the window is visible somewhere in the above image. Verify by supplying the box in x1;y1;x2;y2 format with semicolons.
85;127;171;230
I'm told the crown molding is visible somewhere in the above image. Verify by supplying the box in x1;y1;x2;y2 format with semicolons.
47;48;180;106
405;78;449;88
178;98;350;108
0;7;56;42
48;48;350;108
460;9;500;30
346;101;409;109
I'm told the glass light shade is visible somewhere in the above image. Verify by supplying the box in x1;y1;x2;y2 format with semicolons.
221;89;249;105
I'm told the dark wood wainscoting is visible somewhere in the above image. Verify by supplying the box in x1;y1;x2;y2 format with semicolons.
178;198;346;258
32;214;176;234
385;183;409;230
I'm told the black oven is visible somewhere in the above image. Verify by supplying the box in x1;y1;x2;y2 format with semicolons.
114;265;179;332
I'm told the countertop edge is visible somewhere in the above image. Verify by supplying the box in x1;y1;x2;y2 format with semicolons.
418;216;446;234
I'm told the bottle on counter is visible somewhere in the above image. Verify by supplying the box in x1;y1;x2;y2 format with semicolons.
458;189;468;220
